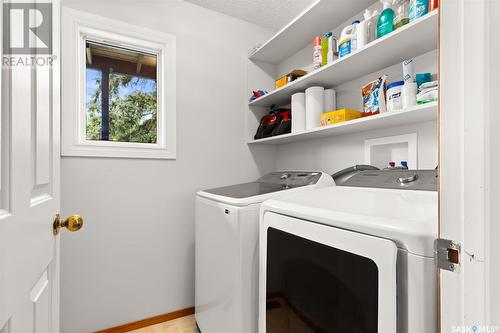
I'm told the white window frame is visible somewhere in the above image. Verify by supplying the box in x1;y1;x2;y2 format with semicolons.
61;8;176;159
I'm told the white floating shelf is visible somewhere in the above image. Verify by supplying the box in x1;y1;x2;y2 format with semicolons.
249;0;374;64
248;103;437;145
249;11;438;108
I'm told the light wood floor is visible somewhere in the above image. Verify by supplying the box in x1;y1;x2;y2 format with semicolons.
128;315;198;333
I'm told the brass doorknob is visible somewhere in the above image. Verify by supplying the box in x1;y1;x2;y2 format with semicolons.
53;214;83;235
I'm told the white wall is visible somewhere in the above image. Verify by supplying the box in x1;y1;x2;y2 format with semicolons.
60;1;275;331
276;120;437;174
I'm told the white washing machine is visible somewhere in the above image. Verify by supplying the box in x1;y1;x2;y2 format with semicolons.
195;172;335;333
259;170;438;333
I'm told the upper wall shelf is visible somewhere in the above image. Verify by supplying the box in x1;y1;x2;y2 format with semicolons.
249;11;438;108
248;0;374;64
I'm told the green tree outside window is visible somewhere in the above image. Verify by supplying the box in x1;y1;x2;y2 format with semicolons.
86;69;157;144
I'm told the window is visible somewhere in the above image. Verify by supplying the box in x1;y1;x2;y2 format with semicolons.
85;41;158;144
62;8;176;159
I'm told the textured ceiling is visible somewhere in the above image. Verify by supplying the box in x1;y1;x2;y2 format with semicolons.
184;0;316;30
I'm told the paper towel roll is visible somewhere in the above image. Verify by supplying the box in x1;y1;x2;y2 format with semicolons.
291;92;306;132
305;86;324;130
402;82;417;108
324;89;337;112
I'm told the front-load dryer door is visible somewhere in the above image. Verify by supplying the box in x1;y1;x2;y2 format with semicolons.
259;212;397;333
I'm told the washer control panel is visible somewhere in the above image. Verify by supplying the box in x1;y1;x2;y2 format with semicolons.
341;170;437;191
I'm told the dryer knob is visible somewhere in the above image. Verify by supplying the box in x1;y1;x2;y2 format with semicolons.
397;174;419;184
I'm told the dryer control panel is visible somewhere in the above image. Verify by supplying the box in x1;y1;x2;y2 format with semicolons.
341;170;438;191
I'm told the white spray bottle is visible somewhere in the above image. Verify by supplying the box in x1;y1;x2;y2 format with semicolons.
366;9;379;43
357;9;379;50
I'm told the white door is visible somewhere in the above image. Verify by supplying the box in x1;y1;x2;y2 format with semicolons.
439;0;499;331
0;1;79;332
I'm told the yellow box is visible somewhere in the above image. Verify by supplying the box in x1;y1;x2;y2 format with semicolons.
320;109;363;126
275;76;288;89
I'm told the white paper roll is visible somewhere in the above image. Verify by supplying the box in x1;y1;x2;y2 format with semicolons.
402;82;417;108
305;86;324;130
323;89;337;112
291;92;306;132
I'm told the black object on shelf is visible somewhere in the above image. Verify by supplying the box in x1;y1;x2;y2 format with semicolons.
254;109;291;140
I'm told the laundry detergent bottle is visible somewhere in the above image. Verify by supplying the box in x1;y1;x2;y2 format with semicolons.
377;0;395;38
409;0;429;21
338;21;359;58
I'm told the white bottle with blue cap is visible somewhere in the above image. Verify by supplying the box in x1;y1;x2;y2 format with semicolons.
338;20;360;58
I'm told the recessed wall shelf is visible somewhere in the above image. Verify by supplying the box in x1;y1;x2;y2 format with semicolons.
247;102;437;145
248;0;374;64
249;11;438;108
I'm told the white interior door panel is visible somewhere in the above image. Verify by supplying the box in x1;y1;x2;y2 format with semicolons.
0;1;61;332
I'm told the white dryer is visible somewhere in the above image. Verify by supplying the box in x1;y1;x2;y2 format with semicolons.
259;170;438;333
195;171;334;333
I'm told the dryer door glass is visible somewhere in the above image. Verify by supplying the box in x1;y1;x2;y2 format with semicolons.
266;227;379;333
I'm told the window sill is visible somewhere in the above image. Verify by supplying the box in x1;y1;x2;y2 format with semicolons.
61;142;176;160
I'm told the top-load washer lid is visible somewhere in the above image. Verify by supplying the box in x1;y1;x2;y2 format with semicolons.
260;170;438;257
197;171;334;206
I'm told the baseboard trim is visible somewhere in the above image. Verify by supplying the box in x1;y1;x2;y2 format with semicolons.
94;307;195;333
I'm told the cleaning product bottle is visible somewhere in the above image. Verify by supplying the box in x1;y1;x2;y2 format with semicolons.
409;0;429;21
393;0;410;29
428;0;438;11
377;0;395;38
384;161;397;170
350;20;360;52
365;9;379;43
338;21;359;58
356;18;369;50
357;9;381;49
327;35;338;64
321;32;332;66
313;36;322;70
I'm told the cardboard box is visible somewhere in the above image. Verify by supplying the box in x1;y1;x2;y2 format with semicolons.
275;70;307;89
320;109;363;126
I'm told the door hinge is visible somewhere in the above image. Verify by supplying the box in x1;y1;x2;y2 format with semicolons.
434;238;461;272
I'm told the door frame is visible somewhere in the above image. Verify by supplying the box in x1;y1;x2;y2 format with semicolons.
51;1;62;331
439;0;498;330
